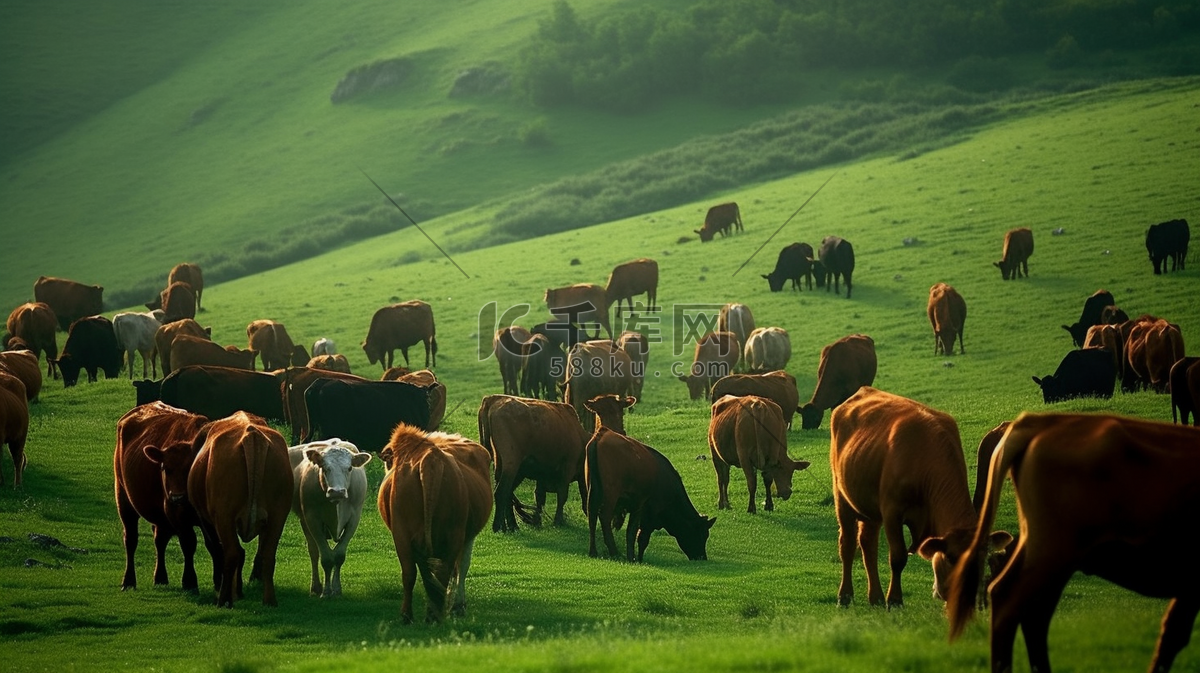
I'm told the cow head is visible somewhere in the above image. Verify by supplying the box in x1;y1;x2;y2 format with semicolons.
52;355;82;388
306;443;370;503
766;458;811;502
918;529;1013;602
678;371;708;401
994;259;1016;280
132;379;162;405
144;441;198;506
762;272;787;292
584;395;636;434
673;515;716;560
695;228;715;243
799;403;824;430
1031;374;1060;404
362;339;383;366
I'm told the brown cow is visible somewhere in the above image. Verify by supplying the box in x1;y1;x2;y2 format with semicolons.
380;366;413;380
0;350;41;402
307;354;352;373
362;300;438;370
831;387;998;607
927;282;966;355
718;303;755;369
708;395;809;513
1124;318;1185;393
34;275;103;331
280;367;366;443
160;281;197;323
1083;323;1123;373
615;331;649;400
396;369;446;431
1170;356;1200;426
710;370;800;428
564;341;634;432
478;394;588;532
695;202;743;242
170;334;257;373
678;331;740;401
799;334;877;430
5;302;58;378
605;258;658;319
154;318;210;374
0;373;29;488
544;284;611;339
169;263;204;311
993;227;1034;280
493;326;532;396
947;413;1200;673
377;423;492;623
187;411;293;608
247;320;296;372
114;402;211;590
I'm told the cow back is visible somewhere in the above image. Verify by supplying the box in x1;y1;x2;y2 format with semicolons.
34;276;104;331
0;350;41;402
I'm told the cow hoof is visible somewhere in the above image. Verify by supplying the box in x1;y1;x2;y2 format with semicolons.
121;584;136;592
837;595;853;608
401;613;413;625
451;603;466;617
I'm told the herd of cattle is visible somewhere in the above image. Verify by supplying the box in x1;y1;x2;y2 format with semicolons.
0;210;1196;671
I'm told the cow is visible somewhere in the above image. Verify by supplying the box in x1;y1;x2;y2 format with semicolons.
0;373;29;488
169;334;257;373
113;402;211;590
153;318;210;374
927;282;966;356
1124;318;1185;393
395;369;446;431
33;275;104;331
605;258;658;319
993;227;1034;280
377;423;492;623
710;370;801;428
762;242;815;292
799;334;877;429
743;327;791;374
304;377;432;452
584;397;715;562
544;284;611;340
519;333;563;401
946;413;1200;673
708;395;810;514
477;394;588;532
1100;305;1130;325
289;439;371;597
531;320;588;352
133;378;163;406
1170;357;1200;426
1082;323;1123;373
678;331;740;401
1146;218;1190;275
695;202;742;242
1062;289;1115;348
53;315;122;387
160;365;286;422
815;236;855;297
362;300;438;370
380;367;413;380
307;354;352;373
280;367;366;443
312;338;336;357
493;326;532;396
169;263;204;310
188;411;292;607
113;311;165;380
160;281;197;324
615;331;649;400
5;302;58;378
718;303;755;368
563;341;634;432
1032;348;1116;403
0;350;42;402
831;386;1000;607
247;320;297;372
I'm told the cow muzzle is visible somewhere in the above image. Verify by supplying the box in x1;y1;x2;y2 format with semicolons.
168;492;186;504
325;488;347;503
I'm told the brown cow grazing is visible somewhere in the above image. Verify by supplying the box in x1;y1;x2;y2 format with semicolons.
169;263;204;311
493;326;531;396
544;283;611;340
188;411;293;608
160;281;197;323
710;370;800;428
280;367;366;443
34;275;104;332
154;318;210;374
615;331;649;400
708;395;809;514
307;353;351;373
993;227;1034;280
743;327;791;374
478;394;588;532
114;402;211;590
718;303;755;369
695;201;742;242
1170;357;1200;425
1124;318;1185;393
396;369;447;431
605;258;658;319
679;331;740;401
564;341;634;432
519;333;563;401
947;413;1200;673
5;302;58;378
927;282;966;356
363;300;438;370
831;387;997;607
0;350;42;403
1062;289;1116;348
0;373;29;488
170;334;257;373
246;320;296;372
377;423;492;623
799;334;877;429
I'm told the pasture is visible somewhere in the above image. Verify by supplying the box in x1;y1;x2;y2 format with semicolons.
2;78;1199;672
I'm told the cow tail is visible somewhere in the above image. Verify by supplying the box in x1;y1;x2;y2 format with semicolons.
477;402;492;460
243;427;270;538
584;432;602;523
420;449;445;557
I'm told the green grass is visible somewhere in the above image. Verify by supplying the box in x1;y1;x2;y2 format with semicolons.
1;77;1198;672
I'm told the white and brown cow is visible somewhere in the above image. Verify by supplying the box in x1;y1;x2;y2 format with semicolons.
290;438;371;598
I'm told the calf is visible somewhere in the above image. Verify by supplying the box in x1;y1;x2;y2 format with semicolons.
1032;348;1116;403
762;242;814;292
708;396;809;513
695;201;742;242
290;439;372;597
927;282;966;355
678;331;740;401
113;311;165;380
799;334;877;429
54;315;122;387
1062;289;1115;348
0;373;29;488
743;327;791;374
993;227;1034;280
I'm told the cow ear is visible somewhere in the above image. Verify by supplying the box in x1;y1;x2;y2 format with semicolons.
1031;376;1042;386
1060;325;1071;333
693;229;702;234
677;375;688;383
989;530;1014;551
379;447;394;462
917;536;947;560
794;460;811;471
144;446;165;464
623;396;637;408
705;516;717;529
305;448;324;465
351;453;372;468
992;261;1001;268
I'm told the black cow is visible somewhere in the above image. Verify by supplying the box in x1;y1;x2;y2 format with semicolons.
54;316;121;387
133;379;163;405
531;321;588;352
304;378;431;453
1032;348;1116;403
159;365;285;422
1146;218;1190;275
1061;289;1115;348
762;242;815;292
816;236;855;298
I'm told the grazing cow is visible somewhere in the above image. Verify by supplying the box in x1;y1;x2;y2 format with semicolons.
362;300;438;370
54;315;122;387
1032;348;1116;403
1082;323;1123;373
710;370;800;428
304;377;432;452
290;439;371;597
169;263;204;310
377;423;492;623
1100;305;1129;325
520;333;563;401
743;327;791;374
160;281;197;324
0;373;29;488
708;395;809;513
1145;218;1190;275
312;338;336;357
113;311;165;380
478;394;588;532
762;242;815;292
5;302;58;378
247;320;296;372
605;258;658;319
563;341;634;432
113;402;211;590
154;318;210;374
395;369;446;431
799;334;877;429
531;320;588;352
170;334;256;373
0;350;41;402
33;275;104;332
544;284;611;340
1124;318;1186;393
1170;357;1200;425
280;367;366;443
718;303;755;367
678;331;740;401
695;202;742;242
585;396;715;561
493;326;532;396
993;227;1034;280
816;236;855;298
615;331;649;400
946;413;1200;673
927;283;967;356
160;365;286;422
1062;289;1115;348
307;354;352;373
831;387;998;607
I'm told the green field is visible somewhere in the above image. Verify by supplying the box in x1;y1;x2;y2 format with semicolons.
2;74;1199;672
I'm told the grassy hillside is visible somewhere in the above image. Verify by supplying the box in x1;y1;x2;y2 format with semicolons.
1;78;1197;672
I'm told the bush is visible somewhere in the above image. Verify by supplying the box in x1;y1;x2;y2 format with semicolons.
947;55;1017;92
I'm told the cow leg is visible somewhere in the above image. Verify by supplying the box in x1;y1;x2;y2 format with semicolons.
397;541;417;624
834;494;859;606
600;501;621;559
859;520;885;606
882;519;908;608
552;481;570;526
256;519;285;607
451;535;477;617
299;519;323;596
492;468;517;533
636;526;653;562
196;521;223;594
534;483;548;526
1151;596;1200;673
712;455;731;511
988;542;1071;673
151;524;173;586
214;531;241;607
328;511;361;597
587;502;601;558
625;508;642;562
117;492;141;590
744;467;760;514
178;524;199;592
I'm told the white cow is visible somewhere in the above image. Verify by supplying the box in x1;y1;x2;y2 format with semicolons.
744;327;792;374
113;310;166;380
290;438;371;597
311;338;337;358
